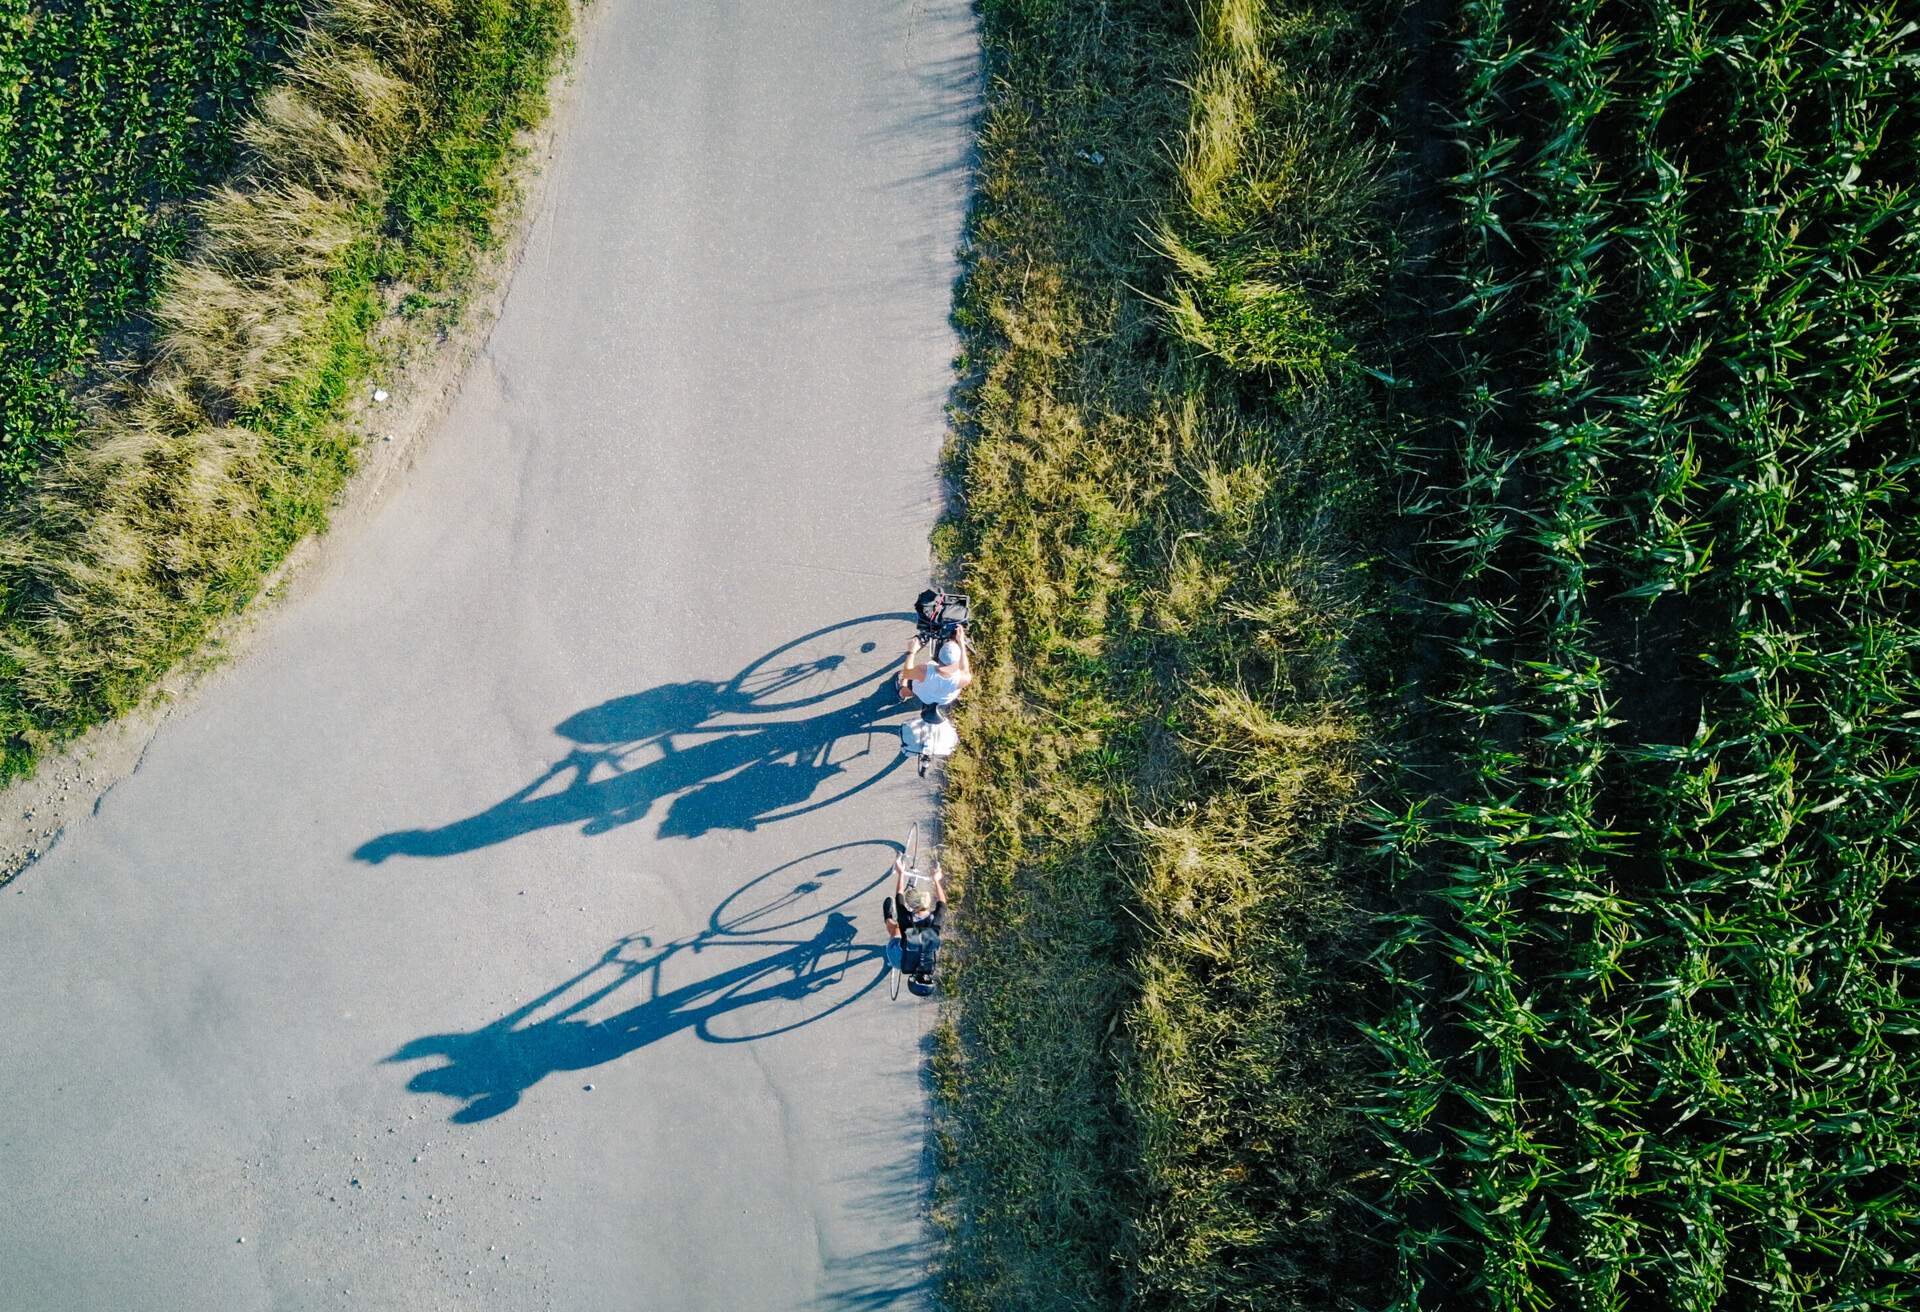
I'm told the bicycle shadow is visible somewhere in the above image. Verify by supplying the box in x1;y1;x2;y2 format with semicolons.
354;616;909;862
387;841;901;1123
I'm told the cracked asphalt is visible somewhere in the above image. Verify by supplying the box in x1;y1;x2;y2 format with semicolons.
0;1;977;1307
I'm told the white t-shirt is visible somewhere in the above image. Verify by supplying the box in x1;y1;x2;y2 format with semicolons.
911;663;964;707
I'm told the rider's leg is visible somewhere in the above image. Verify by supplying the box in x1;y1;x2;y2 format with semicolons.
882;895;903;970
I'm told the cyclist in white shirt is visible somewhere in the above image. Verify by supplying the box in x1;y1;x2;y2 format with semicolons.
896;627;971;707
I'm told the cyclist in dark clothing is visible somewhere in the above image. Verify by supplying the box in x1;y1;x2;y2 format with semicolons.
883;853;947;992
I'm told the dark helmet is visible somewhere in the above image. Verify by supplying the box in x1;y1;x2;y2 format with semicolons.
919;701;948;725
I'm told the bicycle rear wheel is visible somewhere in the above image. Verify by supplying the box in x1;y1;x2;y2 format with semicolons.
889;961;903;1000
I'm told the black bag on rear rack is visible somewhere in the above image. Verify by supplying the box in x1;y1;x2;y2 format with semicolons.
915;590;969;643
915;590;946;631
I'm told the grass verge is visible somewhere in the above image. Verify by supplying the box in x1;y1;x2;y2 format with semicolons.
0;0;571;781
931;1;1400;1307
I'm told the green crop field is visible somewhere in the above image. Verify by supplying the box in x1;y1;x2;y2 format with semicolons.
935;1;1919;1309
1369;1;1920;1306
0;0;309;490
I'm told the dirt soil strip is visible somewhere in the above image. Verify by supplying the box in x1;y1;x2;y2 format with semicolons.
0;1;978;1308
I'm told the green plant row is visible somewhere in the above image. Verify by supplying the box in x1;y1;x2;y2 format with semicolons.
0;0;310;490
0;0;570;780
1368;1;1920;1307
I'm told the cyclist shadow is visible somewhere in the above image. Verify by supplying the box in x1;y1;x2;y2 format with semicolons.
388;842;900;1123
354;616;908;862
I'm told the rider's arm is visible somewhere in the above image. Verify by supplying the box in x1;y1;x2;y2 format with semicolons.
885;862;905;938
931;861;948;907
898;636;928;688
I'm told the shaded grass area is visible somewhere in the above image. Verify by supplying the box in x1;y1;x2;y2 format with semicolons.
0;0;570;779
0;0;311;487
931;1;1400;1307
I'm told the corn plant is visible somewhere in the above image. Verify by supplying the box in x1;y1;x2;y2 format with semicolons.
1371;0;1920;1307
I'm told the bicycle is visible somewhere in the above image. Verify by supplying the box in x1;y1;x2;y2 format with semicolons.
903;591;970;778
889;821;935;1001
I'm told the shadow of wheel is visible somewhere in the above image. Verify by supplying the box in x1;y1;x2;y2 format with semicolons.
695;941;889;1043
709;839;902;937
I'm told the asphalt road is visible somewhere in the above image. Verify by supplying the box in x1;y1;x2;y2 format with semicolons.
0;2;977;1307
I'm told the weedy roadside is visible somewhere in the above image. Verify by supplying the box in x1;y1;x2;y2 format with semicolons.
0;0;573;782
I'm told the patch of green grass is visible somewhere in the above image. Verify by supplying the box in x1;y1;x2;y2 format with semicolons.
376;0;566;293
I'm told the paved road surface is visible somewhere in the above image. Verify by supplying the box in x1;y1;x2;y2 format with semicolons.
0;2;976;1307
